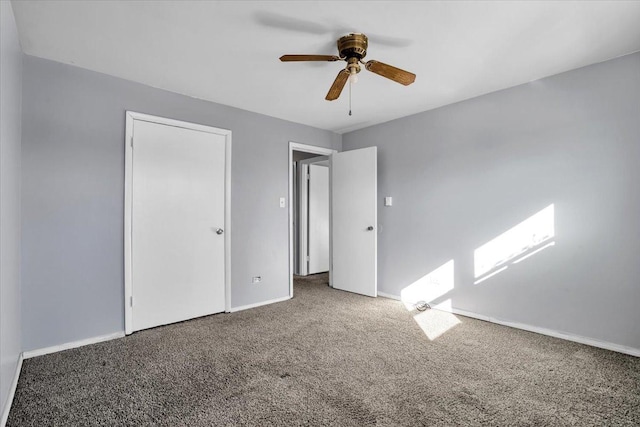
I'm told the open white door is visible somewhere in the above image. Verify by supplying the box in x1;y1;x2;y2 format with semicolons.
330;147;377;297
308;163;330;274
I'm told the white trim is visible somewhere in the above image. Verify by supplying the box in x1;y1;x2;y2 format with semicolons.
288;142;337;299
377;291;401;301
328;154;333;290
297;156;330;277
377;291;639;357
224;127;233;313
125;111;228;135
22;332;125;359
124;111;232;334
298;163;309;276
229;295;291;313
1;354;23;427
446;308;640;357
124;113;134;334
446;307;492;322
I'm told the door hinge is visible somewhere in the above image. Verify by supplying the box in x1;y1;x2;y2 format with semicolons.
130;296;134;307
130;136;134;148
306;255;310;262
307;173;310;180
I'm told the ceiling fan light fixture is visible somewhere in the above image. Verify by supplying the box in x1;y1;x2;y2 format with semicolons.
347;57;361;84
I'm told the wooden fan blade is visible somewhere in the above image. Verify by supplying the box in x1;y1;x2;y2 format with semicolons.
365;60;416;86
280;55;340;62
326;70;349;101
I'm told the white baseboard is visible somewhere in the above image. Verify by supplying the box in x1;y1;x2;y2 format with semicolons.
459;311;640;358
230;295;291;313
377;291;639;357
22;332;125;360
1;353;23;427
377;291;401;301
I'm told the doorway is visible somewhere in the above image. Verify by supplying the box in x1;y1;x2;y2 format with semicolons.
296;155;330;276
288;143;336;298
289;143;379;300
124;112;232;334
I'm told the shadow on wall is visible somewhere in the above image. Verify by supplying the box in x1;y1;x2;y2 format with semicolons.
400;204;556;341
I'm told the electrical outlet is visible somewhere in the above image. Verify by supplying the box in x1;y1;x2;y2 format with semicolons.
252;276;262;284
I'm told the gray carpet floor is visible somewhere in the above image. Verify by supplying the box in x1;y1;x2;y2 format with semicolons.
8;273;640;426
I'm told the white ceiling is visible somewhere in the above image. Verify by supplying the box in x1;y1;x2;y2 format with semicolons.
11;1;640;133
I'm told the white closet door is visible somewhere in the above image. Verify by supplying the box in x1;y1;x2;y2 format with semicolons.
331;147;377;297
131;120;226;332
308;164;329;273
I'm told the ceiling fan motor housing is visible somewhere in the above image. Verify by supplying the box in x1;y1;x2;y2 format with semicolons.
338;33;368;60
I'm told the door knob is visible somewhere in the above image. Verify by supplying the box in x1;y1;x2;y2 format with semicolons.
367;226;374;231
216;228;224;235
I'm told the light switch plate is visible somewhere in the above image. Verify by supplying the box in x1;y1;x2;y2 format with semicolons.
279;197;286;208
384;197;393;207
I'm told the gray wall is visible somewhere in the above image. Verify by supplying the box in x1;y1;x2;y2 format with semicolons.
21;56;340;351
1;0;23;414
343;52;640;350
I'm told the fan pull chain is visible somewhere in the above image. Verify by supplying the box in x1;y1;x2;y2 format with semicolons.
349;79;352;116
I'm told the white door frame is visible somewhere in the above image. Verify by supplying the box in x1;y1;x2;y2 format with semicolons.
297;156;329;276
124;111;232;335
288;142;336;298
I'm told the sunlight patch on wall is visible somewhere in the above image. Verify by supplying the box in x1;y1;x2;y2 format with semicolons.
400;260;454;310
412;299;461;340
474;204;555;284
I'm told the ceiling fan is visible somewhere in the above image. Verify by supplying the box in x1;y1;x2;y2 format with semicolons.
280;33;416;101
